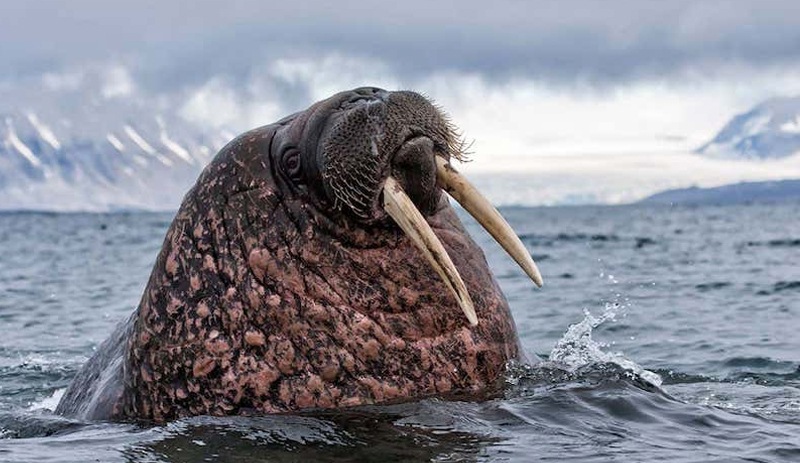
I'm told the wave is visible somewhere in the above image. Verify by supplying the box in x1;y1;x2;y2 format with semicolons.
757;281;800;295
745;238;800;248
520;233;659;249
694;281;732;291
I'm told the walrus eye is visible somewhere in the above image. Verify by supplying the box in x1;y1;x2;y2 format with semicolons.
281;148;303;182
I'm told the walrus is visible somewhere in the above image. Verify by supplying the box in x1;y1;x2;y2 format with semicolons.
56;87;542;422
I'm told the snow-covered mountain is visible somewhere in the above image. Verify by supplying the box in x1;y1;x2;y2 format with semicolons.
698;96;800;159
0;92;233;211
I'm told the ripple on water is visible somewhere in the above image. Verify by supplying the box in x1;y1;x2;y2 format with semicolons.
745;239;800;248
756;281;800;295
694;281;732;292
2;359;800;462
2;205;800;462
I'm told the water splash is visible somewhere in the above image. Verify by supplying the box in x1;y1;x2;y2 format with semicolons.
27;388;65;412
548;304;662;387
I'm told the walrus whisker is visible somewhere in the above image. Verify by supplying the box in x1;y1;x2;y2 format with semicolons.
382;176;479;326
434;156;543;288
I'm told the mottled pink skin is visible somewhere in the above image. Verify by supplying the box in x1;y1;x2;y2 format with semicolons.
60;89;520;422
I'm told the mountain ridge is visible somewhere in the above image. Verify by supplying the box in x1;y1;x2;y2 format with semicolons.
0;95;231;211
639;178;800;205
698;95;800;159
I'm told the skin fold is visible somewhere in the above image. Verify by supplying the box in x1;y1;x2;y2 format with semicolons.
56;87;521;422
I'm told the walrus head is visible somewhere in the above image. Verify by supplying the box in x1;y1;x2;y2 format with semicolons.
122;87;542;421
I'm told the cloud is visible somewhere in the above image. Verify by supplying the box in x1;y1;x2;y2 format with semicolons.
179;77;282;131
177;53;401;129
41;70;86;92
3;1;800;205
165;51;800;205
467;151;800;205
100;65;136;99
2;0;800;90
172;53;800;159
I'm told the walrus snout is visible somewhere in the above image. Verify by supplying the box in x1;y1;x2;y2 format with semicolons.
390;136;439;217
316;88;460;223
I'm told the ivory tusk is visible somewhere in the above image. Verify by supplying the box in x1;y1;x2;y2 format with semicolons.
435;156;543;288
383;176;479;326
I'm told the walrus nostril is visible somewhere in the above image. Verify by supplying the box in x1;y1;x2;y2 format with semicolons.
353;86;386;97
340;88;388;110
345;87;389;104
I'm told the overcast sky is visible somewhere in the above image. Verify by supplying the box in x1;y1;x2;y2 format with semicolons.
3;1;800;85
3;1;800;201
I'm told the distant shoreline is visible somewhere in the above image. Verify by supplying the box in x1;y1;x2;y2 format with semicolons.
639;179;800;205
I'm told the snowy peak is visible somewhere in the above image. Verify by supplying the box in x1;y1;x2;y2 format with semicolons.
0;98;231;211
698;96;800;159
1;109;220;174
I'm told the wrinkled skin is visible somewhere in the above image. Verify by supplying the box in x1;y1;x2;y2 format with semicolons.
57;87;520;422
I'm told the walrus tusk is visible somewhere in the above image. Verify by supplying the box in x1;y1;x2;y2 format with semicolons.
435;156;543;288
383;176;479;326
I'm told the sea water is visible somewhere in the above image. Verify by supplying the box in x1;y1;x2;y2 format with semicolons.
0;202;798;462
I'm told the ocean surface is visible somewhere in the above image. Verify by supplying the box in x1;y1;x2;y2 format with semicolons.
0;202;799;462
